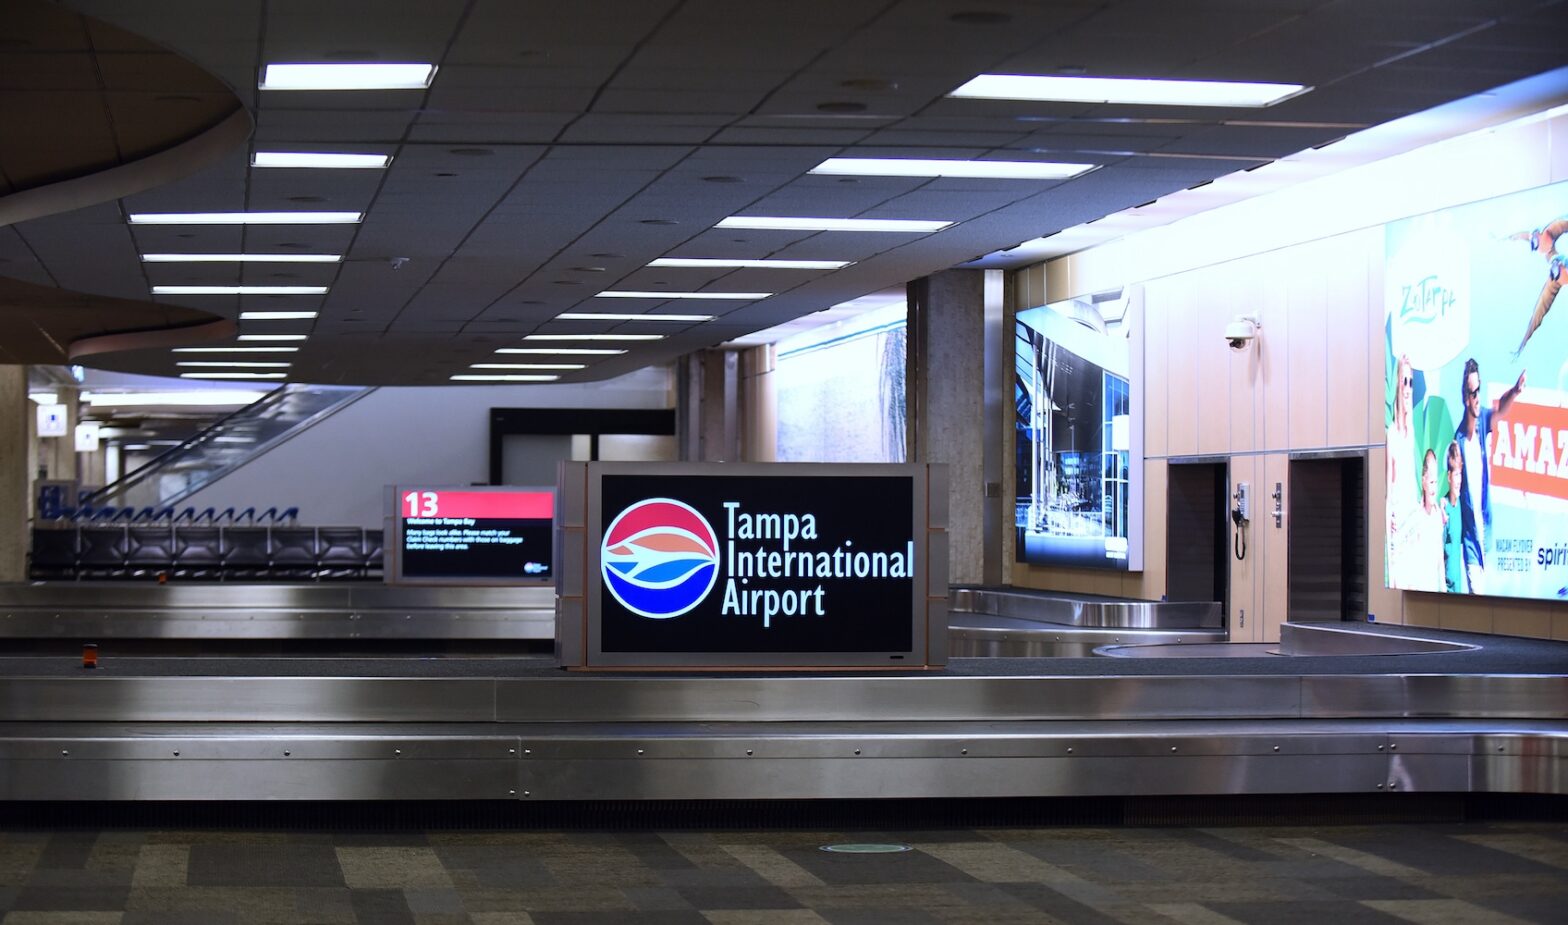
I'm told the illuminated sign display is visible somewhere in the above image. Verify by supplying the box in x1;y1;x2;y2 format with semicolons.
389;486;553;585
556;463;947;669
1383;178;1568;602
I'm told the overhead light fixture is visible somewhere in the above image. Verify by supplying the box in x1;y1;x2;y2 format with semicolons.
522;334;664;342
239;311;319;320
152;286;328;296
470;363;586;370
84;391;269;407
252;152;391;169
496;348;627;356
557;312;713;322
948;74;1310;108
141;253;341;263
172;347;299;353
716;216;951;233
810;157;1095;180
176;361;292;368
450;374;560;382
128;212;362;225
649;258;853;270
592;291;765;301
27;392;58;404
180;372;288;380
259;63;437;91
237;334;308;342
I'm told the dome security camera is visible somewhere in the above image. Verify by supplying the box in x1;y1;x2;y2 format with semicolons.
1225;314;1260;350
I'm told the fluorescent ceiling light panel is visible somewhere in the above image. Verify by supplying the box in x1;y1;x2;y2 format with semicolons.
522;334;664;342
28;392;58;404
811;157;1094;179
471;363;585;370
496;348;627;356
260;63;436;91
239;312;319;320
252;151;390;169
557;312;713;322
650;258;853;270
180;372;288;380
949;74;1309;107
716;216;951;233
152;286;327;296
141;253;341;263
450;374;560;382
237;334;308;342
85;391;268;407
172;347;299;353
128;212;361;225
592;291;766;301
176;362;292;368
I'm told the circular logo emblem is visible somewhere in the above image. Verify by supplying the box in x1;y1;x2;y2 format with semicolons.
601;498;719;619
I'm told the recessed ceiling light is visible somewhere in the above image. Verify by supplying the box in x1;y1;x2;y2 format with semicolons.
128;212;362;224
27;392;57;404
172;347;300;353
948;74;1309;107
152;286;328;295
141;253;342;263
649;258;853;270
176;362;292;368
84;390;269;407
237;334;309;341
252;151;391;169
180;372;289;380
496;348;627;356
556;312;713;322
259;63;436;91
522;334;664;342
238;311;319;320
810;157;1094;180
450;374;560;382
716;216;951;233
592;291;767;301
471;363;586;370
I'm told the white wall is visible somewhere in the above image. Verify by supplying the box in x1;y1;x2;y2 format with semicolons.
182;368;673;527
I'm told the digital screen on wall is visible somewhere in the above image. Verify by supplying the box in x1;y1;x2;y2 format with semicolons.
1015;298;1141;571
1383;178;1568;602
391;486;553;584
595;473;917;655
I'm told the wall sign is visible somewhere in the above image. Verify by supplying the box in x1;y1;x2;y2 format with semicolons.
555;462;949;669
387;485;554;585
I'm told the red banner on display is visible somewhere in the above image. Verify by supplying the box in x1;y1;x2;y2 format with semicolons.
400;489;553;520
1489;402;1568;502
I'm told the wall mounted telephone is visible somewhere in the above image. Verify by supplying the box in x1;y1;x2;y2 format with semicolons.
1231;482;1250;560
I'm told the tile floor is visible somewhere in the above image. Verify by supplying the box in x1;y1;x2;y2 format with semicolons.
0;821;1565;924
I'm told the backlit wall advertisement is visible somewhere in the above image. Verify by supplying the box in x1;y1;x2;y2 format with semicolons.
1383;179;1568;602
1015;298;1142;571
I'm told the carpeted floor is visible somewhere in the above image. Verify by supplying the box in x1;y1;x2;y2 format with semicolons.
1;820;1566;924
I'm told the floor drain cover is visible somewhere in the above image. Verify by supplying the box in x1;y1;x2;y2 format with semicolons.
819;843;912;854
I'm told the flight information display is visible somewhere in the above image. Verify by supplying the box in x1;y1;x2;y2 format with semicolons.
391;486;553;584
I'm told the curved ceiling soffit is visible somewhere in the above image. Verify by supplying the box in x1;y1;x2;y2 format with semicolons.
0;2;251;365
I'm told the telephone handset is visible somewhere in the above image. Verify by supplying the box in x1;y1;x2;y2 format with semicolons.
1231;482;1250;560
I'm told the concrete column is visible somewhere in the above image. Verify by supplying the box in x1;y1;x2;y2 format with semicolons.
0;365;29;581
907;269;1004;585
740;345;777;462
677;349;741;462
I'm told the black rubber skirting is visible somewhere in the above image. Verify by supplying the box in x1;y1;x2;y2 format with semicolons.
2;794;1563;831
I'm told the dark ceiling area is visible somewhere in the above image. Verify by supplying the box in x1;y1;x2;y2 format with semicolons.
1;0;1565;385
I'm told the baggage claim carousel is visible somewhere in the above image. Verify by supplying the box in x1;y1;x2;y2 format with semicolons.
0;584;1563;803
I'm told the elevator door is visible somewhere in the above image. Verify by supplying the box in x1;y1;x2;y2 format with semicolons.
1288;456;1368;621
1166;462;1229;612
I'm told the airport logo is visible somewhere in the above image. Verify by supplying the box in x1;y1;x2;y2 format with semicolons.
602;498;719;619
